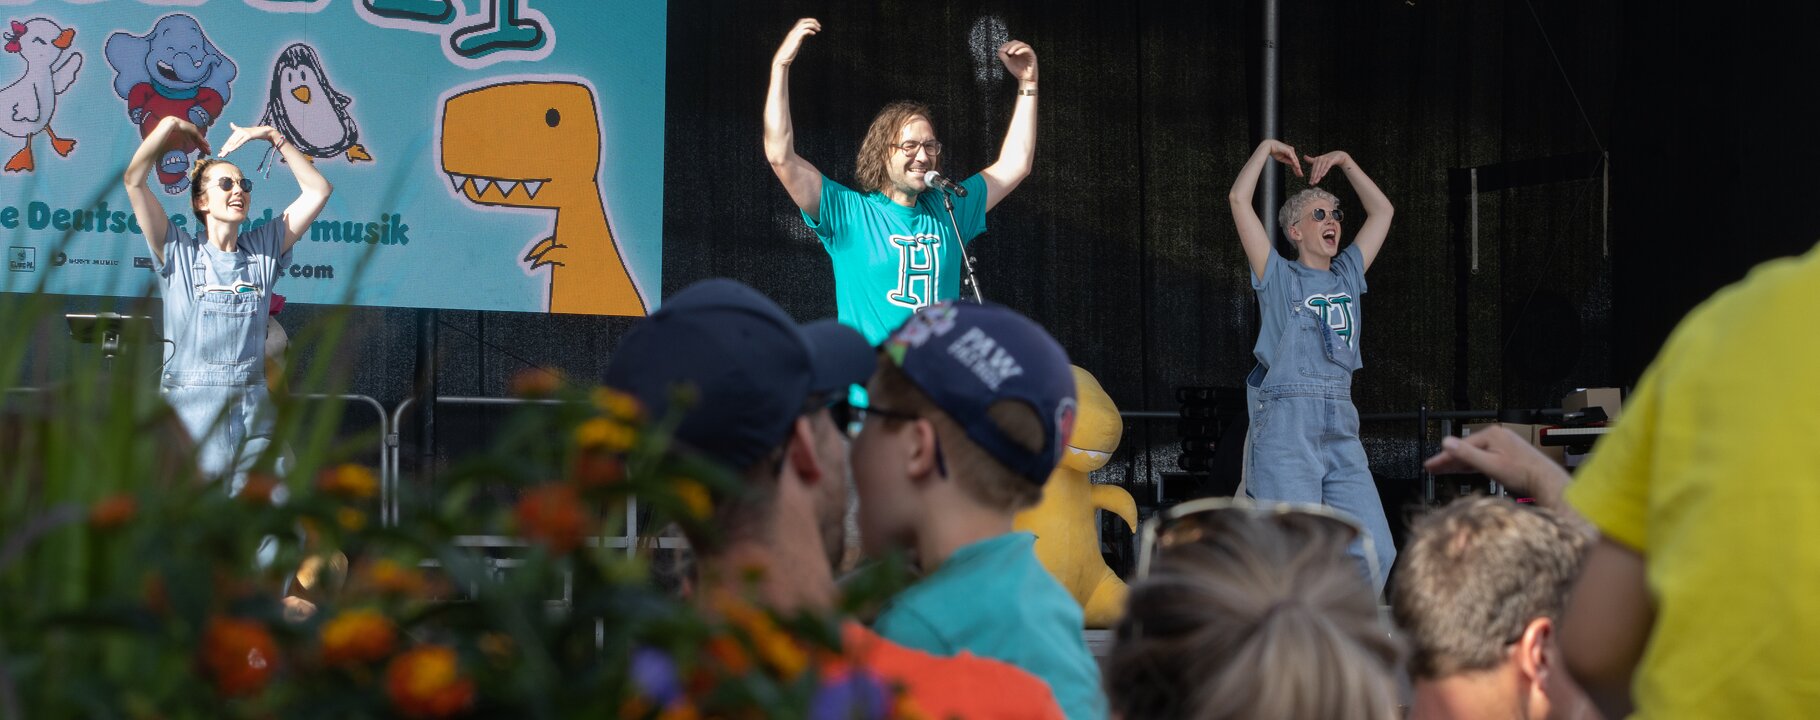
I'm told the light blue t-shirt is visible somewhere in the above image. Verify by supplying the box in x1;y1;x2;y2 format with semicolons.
874;532;1107;720
1251;243;1368;373
803;174;988;345
156;218;290;371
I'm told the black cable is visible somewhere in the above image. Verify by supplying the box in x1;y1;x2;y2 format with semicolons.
435;318;564;382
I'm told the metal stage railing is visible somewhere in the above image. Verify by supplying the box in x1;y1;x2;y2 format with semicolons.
1117;406;1571;505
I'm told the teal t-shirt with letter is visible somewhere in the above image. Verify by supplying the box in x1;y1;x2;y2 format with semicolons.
874;532;1107;720
803;174;988;344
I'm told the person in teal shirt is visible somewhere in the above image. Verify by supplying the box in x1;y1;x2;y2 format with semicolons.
763;17;1042;344
852;302;1108;720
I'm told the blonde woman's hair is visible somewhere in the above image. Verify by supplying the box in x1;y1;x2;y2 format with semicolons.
1107;512;1405;720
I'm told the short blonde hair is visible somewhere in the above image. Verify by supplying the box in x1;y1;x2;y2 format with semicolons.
1107;512;1404;720
1278;188;1340;238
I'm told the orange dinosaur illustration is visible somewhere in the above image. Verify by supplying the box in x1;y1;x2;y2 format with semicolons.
439;80;646;316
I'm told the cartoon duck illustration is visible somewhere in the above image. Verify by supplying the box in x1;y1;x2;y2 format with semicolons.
259;44;370;164
1;18;82;173
439;80;646;316
104;14;237;193
1013;365;1138;627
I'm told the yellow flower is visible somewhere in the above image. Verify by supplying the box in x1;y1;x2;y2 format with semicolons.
573;417;637;452
337;507;368;532
591;387;644;421
318;464;379;500
672;479;711;521
320;609;396;666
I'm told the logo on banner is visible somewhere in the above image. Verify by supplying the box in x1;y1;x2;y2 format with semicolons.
104;14;238;194
438;76;646;317
1;17;84;174
8;247;35;272
259;44;372;164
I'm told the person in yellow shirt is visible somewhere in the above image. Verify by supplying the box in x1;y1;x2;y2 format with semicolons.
1423;243;1820;718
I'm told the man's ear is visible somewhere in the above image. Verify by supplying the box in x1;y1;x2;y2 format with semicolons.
1518;616;1554;682
785;416;823;483
906;418;942;485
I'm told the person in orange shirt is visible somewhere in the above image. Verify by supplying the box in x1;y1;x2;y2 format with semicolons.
605;278;1063;719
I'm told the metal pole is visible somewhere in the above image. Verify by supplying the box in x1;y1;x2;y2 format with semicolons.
1259;0;1282;247
414;309;437;498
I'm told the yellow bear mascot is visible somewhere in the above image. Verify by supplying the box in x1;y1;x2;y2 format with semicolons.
1014;366;1137;627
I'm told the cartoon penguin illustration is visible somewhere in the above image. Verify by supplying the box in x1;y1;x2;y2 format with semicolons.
258;44;370;164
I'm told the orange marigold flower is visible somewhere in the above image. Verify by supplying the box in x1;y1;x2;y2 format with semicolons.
714;596;806;679
510;367;566;398
318;464;379;500
672;479;712;521
386;645;475;719
656;702;700;720
200;617;279;697
574;417;637;453
321;609;396;666
366;559;428;596
478;632;514;668
706;635;752;676
337;507;368;532
143;573;169;617
515;484;587;554
590;387;644;422
570;450;626;489
89;494;136;529
239;473;282;506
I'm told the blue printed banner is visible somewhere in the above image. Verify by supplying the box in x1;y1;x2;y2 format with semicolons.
0;0;664;315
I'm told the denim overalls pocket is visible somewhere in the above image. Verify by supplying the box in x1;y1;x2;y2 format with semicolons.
197;290;261;367
1294;312;1352;382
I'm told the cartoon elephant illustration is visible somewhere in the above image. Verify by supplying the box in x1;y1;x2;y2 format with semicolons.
105;14;237;193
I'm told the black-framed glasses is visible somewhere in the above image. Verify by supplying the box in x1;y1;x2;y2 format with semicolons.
214;176;254;194
895;140;943;157
1135;497;1377;582
1306;207;1342;223
827;398;919;436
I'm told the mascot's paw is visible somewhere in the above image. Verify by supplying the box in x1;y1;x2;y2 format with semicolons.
129;108;147;125
188;107;213;127
163;178;189;195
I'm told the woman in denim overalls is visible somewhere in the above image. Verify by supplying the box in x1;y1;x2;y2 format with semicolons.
1227;139;1397;593
124;115;333;492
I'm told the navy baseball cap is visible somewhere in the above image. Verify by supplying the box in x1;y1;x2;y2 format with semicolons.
881;301;1077;485
605;278;874;472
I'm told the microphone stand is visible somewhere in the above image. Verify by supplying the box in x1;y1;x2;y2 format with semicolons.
937;188;984;302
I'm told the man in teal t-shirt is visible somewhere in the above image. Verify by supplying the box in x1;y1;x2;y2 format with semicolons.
763;17;1042;344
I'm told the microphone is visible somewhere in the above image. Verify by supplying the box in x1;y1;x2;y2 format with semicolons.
925;170;967;197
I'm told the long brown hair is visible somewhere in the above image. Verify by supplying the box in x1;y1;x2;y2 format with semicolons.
854;101;938;194
188;158;237;228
